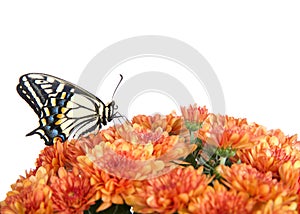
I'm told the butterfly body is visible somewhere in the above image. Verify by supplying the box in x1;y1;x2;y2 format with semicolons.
17;73;118;145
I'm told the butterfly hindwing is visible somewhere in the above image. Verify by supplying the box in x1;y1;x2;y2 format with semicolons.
17;73;114;146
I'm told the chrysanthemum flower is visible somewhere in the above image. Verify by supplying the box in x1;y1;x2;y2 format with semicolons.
97;113;190;150
117;123;165;145
217;164;290;202
79;114;195;180
188;181;256;214
299;194;300;213
132;113;189;138
134;113;194;159
267;129;299;147
82;132;194;179
50;167;97;213
81;139;173;180
218;163;299;212
253;195;298;214
1;167;53;214
237;131;300;177
35;139;84;175
198;114;266;150
76;155;135;212
278;161;300;195
124;166;212;214
181;104;209;132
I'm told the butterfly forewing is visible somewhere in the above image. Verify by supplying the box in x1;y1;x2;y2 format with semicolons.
17;73;114;145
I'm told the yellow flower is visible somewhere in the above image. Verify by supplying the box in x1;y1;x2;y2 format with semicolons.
125;166;212;214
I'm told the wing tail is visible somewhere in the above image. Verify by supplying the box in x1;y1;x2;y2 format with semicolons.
26;127;53;145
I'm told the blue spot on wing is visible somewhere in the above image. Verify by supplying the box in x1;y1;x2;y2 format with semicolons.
50;106;59;114
48;129;58;138
57;99;67;106
47;115;55;123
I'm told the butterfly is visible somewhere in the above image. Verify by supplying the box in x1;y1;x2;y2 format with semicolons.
17;73;124;146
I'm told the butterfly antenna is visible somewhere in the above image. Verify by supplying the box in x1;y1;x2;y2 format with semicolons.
112;74;123;99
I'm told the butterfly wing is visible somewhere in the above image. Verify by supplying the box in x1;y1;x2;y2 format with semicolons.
17;73;110;145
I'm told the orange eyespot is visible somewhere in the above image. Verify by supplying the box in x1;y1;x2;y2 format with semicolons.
56;114;64;119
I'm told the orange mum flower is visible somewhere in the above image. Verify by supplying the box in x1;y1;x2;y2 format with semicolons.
132;113;193;160
117;123;164;145
79;114;194;180
125;166;212;214
81;139;175;180
181;104;209;122
188;181;256;214
237;130;300;177
267;129;299;147
50;167;97;213
132;113;189;138
35;139;84;174
198;114;266;150
99;112;190;148
1;167;53;214
253;195;298;214
76;156;135;212
217;164;289;202
279;161;300;195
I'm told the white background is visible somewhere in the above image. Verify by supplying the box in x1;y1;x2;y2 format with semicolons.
0;1;299;200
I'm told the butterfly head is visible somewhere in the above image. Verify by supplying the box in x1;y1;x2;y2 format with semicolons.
107;74;123;122
106;100;118;122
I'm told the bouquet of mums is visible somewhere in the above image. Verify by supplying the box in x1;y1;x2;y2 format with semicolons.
1;104;300;214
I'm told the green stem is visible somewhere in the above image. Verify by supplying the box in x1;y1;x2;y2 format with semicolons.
220;157;227;165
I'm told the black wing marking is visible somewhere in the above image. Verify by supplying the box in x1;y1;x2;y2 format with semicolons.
17;74;61;115
17;73;110;146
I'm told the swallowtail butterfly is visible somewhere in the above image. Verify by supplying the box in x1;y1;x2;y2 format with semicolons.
17;73;123;146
